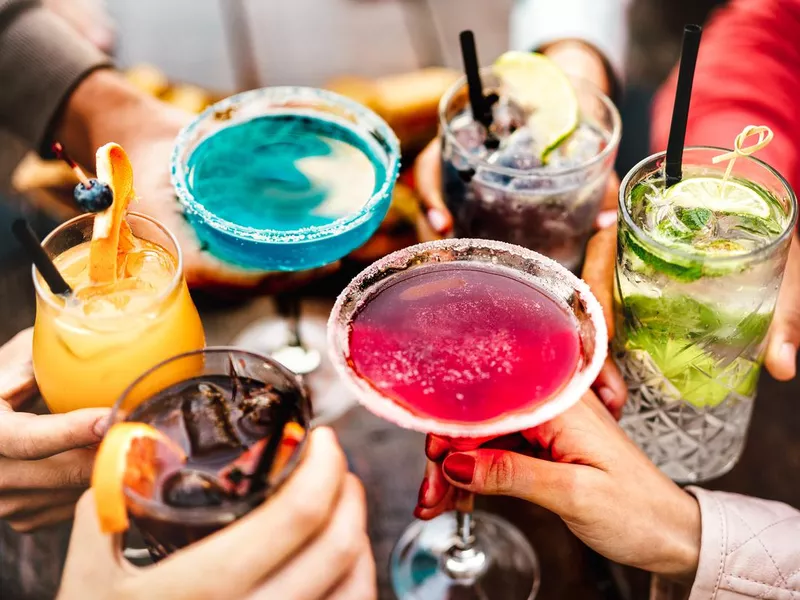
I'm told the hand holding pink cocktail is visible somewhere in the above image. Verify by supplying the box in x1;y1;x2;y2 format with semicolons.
328;239;607;600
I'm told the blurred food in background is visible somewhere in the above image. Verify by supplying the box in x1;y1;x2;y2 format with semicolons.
327;67;459;157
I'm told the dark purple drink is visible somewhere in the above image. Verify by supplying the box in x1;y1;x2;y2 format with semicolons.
439;69;620;272
114;349;310;559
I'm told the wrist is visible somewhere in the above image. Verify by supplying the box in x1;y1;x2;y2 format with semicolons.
541;40;612;97
56;69;187;167
651;488;702;582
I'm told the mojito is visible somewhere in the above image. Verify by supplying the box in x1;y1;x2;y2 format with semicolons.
615;147;796;483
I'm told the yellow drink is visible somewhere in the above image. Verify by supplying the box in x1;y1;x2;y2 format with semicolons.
33;213;205;413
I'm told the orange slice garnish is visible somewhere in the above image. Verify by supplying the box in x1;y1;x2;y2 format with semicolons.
91;422;185;534
89;143;136;283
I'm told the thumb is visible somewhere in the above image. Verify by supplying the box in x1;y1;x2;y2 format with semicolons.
60;491;124;595
413;139;453;236
0;407;110;459
441;449;581;516
766;235;800;381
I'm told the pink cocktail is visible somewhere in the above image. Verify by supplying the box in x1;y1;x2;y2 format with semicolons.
328;239;607;600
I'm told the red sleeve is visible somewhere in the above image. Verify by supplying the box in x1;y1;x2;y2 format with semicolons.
651;0;800;192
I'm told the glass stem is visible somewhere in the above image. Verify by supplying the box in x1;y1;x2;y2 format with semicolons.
454;493;476;550
442;491;487;580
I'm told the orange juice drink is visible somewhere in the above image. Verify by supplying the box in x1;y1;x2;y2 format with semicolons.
32;144;205;413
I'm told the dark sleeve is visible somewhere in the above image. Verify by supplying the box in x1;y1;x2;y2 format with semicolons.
0;0;112;151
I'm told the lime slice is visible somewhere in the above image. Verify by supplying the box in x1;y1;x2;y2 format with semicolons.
664;177;770;218
493;51;579;162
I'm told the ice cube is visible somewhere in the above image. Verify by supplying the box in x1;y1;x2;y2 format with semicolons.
451;113;488;153
73;278;158;316
490;98;526;139
181;383;243;456
495;150;542;172
238;390;283;440
162;470;229;508
123;247;174;278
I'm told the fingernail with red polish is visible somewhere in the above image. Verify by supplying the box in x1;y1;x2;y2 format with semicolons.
417;480;430;506
443;453;475;485
425;435;449;461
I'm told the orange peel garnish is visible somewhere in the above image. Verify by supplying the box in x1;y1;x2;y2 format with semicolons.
91;422;185;534
89;143;136;283
218;422;306;496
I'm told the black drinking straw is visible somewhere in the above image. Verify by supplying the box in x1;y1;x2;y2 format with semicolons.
665;24;703;187
459;30;493;128
248;395;296;495
12;219;72;296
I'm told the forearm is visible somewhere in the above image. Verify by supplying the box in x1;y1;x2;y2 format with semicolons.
55;69;183;168
510;0;632;95
0;0;111;152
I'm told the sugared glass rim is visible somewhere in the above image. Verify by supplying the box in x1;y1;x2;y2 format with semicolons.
33;211;183;319
113;347;312;525
327;238;608;438
618;146;799;265
171;86;401;244
438;68;622;178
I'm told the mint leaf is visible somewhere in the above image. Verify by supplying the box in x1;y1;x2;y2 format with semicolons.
729;214;782;237
623;294;721;341
622;229;703;282
676;207;712;231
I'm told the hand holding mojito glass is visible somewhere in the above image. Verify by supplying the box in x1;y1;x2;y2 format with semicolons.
615;132;797;483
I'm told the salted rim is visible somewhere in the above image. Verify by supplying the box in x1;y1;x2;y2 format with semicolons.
619;146;798;265
327;239;608;438
113;347;312;525
437;68;622;178
171;86;401;245
33;212;183;320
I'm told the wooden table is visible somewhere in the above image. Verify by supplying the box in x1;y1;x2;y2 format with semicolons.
1;259;798;600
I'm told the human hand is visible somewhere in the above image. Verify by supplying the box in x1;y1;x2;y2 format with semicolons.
765;233;800;380
57;428;376;600
0;329;109;533
416;393;701;581
581;172;627;418
539;40;612;97
412;40;616;239
584;213;800;385
57;70;338;293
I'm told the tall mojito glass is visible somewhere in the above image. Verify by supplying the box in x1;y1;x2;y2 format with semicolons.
614;147;797;483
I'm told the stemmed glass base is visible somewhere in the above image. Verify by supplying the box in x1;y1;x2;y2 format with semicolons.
390;511;540;600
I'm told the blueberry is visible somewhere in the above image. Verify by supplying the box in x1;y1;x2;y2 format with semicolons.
74;179;113;212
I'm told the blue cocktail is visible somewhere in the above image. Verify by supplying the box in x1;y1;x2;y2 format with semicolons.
172;87;401;271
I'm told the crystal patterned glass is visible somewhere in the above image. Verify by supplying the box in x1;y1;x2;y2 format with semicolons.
614;147;797;483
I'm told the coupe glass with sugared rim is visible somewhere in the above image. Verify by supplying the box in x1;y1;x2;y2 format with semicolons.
328;238;607;600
